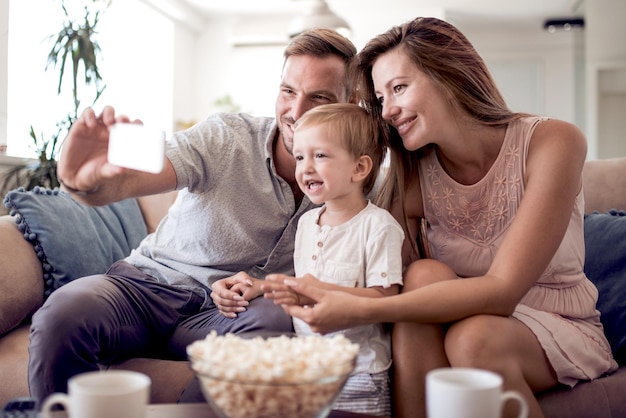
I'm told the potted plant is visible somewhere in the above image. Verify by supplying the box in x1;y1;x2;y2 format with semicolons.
1;0;109;195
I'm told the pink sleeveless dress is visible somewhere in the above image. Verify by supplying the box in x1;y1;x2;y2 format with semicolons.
418;116;618;386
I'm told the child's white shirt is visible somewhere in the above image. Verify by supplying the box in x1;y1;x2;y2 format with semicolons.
293;201;404;374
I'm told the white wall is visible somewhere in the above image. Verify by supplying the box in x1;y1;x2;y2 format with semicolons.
585;0;626;159
171;20;199;127
2;0;178;158
0;1;8;153
460;25;583;125
181;11;584;132
2;2;622;160
186;4;447;120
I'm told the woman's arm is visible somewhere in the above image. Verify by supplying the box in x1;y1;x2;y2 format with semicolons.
263;273;399;307
283;119;587;333
485;119;587;311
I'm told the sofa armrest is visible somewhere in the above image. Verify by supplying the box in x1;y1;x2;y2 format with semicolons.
0;324;30;405
0;216;43;334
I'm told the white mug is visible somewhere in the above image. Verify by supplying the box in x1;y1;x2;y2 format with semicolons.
427;367;528;418
41;370;151;418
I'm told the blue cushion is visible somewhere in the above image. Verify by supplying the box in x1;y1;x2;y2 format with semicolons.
584;209;626;365
3;187;148;298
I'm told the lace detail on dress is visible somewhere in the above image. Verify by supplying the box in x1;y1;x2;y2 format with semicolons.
421;140;523;245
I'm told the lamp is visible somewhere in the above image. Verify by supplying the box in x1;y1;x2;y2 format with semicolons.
288;0;351;38
543;17;585;32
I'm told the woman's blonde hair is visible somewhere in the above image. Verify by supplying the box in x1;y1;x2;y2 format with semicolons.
294;103;386;196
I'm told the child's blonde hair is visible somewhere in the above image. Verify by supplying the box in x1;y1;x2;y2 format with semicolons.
294;103;386;196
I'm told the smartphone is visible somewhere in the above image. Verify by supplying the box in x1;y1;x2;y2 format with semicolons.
108;123;166;174
1;397;38;418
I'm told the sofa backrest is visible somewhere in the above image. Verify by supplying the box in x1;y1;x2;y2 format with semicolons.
136;190;178;234
135;158;626;233
583;157;626;213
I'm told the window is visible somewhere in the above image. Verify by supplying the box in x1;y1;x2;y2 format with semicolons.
5;0;174;158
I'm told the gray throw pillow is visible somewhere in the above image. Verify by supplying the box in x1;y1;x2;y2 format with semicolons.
3;187;148;298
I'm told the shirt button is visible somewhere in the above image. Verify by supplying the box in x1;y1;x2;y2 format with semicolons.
312;255;317;261
381;272;387;278
317;241;323;247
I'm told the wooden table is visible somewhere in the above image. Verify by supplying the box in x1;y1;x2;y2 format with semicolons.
41;402;379;417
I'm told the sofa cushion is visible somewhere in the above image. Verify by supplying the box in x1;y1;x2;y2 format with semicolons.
3;187;148;298
537;366;626;418
584;209;626;365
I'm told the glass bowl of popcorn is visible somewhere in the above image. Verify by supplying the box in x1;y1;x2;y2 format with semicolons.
187;331;358;418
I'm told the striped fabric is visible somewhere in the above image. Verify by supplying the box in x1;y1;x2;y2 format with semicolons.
332;371;391;417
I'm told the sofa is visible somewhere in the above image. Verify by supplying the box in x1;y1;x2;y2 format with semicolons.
1;158;625;417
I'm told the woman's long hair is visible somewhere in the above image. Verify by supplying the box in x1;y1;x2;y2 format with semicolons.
353;17;527;257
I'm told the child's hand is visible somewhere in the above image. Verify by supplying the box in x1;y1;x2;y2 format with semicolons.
264;274;318;306
263;274;300;305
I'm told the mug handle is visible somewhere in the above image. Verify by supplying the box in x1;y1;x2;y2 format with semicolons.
500;390;529;418
41;393;71;418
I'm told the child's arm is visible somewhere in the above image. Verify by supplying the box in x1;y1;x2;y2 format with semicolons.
263;273;399;306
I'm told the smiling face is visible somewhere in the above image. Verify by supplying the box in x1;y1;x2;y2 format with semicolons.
275;54;348;155
371;47;455;151
292;124;366;206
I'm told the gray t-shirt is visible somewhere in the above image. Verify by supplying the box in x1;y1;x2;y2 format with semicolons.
125;112;316;294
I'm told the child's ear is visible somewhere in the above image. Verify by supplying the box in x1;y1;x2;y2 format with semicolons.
353;155;373;183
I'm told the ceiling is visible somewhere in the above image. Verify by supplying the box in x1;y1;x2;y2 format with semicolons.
179;0;585;29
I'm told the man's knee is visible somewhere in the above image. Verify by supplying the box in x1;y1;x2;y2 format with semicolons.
31;275;116;336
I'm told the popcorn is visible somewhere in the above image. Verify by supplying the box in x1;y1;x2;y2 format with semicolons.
187;332;359;418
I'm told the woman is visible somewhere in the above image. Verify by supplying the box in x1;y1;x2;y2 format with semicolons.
270;17;618;418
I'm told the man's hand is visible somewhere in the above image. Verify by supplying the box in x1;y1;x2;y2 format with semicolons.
210;272;263;318
58;106;131;199
57;106;176;206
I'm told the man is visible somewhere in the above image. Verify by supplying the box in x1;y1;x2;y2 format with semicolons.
28;28;357;401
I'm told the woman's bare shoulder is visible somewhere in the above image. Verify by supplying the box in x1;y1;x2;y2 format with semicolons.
529;118;587;162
